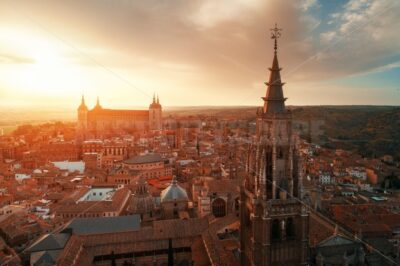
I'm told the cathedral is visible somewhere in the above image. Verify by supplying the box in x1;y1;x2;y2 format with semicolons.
240;25;309;265
77;94;162;136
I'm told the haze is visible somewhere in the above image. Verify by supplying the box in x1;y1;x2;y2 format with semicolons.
0;0;399;109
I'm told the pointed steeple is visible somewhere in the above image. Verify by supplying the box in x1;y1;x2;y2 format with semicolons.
262;23;287;114
150;93;161;109
78;95;88;111
94;96;102;110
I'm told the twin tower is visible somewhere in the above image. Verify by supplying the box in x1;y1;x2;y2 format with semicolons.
77;94;162;137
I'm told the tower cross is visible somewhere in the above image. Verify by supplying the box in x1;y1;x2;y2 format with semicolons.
270;23;282;52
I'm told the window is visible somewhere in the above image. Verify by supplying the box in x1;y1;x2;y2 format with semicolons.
286;218;295;239
212;198;227;217
277;148;283;159
271;219;281;241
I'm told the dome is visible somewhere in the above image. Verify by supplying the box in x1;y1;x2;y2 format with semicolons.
129;178;154;215
160;177;188;203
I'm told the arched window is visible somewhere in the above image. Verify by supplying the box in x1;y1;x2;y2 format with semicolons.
271;219;281;241
278;148;283;159
234;197;240;212
212;198;227;217
286;217;295;239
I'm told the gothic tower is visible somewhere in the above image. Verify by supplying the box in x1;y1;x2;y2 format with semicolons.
240;24;309;266
149;94;162;130
77;95;88;135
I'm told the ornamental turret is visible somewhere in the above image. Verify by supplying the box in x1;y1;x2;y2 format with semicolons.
77;95;88;131
149;93;162;130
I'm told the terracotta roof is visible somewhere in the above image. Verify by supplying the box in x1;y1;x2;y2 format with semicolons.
124;153;163;164
56;217;209;266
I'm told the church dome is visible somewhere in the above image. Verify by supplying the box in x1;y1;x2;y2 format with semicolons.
129;178;154;215
160;177;188;203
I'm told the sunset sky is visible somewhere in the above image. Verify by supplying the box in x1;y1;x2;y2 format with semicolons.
0;0;399;109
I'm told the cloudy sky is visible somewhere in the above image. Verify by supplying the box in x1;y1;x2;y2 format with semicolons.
0;0;399;109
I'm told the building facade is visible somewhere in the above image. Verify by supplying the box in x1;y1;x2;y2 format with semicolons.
240;25;309;266
77;94;162;138
122;153;172;180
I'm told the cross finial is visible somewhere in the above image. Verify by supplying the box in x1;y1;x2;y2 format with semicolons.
270;23;282;53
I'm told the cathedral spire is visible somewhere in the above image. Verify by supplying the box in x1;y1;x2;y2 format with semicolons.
156;94;159;104
262;23;287;114
95;96;102;109
153;93;156;104
78;95;88;111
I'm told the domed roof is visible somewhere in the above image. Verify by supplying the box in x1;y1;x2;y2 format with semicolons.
129;178;154;214
160;177;188;203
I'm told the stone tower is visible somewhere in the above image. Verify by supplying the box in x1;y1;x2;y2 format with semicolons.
77;95;88;129
240;24;309;266
149;94;162;130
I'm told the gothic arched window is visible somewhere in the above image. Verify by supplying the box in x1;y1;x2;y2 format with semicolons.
271;219;281;242
234;197;240;212
277;148;284;159
286;217;295;240
212;198;227;217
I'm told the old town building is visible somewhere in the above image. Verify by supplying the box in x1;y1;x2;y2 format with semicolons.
77;94;162;138
122;153;172;180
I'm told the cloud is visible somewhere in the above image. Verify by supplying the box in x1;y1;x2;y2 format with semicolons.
189;0;263;29
320;31;336;44
300;0;319;11
0;0;399;106
0;53;34;64
311;0;400;80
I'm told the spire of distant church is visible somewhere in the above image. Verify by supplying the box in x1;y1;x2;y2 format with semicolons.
153;93;156;104
95;96;102;109
262;23;287;114
157;94;160;104
78;94;88;111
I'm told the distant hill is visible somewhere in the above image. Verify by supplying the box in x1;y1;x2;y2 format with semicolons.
166;105;400;160
291;106;400;160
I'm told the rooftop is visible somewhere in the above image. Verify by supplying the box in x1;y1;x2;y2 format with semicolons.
77;187;115;202
124;153;163;164
160;177;189;203
61;215;141;235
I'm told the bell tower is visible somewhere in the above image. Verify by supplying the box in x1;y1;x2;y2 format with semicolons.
240;24;309;266
149;94;162;130
77;95;88;135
